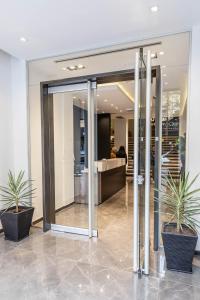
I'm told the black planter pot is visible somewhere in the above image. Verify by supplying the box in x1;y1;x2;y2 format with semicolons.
0;206;34;242
162;223;198;273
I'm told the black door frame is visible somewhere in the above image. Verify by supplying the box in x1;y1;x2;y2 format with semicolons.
40;66;161;250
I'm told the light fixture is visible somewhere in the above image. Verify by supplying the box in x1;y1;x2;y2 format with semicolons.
77;64;85;69
162;65;166;69
110;104;114;107
67;64;85;71
67;65;77;71
150;5;159;12
115;106;118;110
19;37;27;43
164;82;168;85
61;67;67;71
97;94;100;97
73;96;77;99
151;53;157;59
120;110;123;113
159;51;164;56
163;74;167;77
81;100;86;104
104;99;108;102
102;111;105;114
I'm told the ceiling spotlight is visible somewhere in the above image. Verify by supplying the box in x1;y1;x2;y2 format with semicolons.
77;64;85;69
19;37;27;43
164;82;168;85
97;94;100;97
162;65;166;69
110;104;114;107
150;5;159;13
163;74;167;77
159;51;164;56
61;67;67;71
120;110;123;113
81;100;86;104
151;53;157;59
73;96;77;99
104;99;108;102
115;106;118;110
102;111;105;114
67;65;77;71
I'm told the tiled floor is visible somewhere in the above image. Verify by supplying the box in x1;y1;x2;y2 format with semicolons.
0;179;200;299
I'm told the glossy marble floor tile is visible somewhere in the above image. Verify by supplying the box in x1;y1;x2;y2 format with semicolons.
0;178;200;299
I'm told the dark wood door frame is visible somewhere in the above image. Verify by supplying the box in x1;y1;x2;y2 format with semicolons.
40;67;161;251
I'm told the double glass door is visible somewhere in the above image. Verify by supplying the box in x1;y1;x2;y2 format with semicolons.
42;49;158;276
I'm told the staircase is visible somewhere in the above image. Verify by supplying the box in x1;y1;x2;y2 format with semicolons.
111;136;181;179
160;136;181;179
127;137;134;176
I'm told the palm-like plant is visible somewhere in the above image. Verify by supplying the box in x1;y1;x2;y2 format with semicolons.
0;170;35;213
159;172;200;233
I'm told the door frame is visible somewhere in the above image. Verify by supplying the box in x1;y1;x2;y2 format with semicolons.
41;67;161;242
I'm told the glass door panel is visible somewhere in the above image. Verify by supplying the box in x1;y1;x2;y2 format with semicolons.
50;82;97;236
138;49;147;273
133;50;151;276
53;89;89;229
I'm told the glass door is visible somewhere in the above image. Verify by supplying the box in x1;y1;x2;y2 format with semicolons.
48;81;97;237
133;49;151;275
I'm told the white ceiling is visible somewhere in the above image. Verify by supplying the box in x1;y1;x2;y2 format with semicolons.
0;0;199;60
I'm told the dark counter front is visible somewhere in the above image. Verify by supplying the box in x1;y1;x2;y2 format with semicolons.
98;165;126;204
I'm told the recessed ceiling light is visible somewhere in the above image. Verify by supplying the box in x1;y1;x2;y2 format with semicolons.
151;53;157;59
163;74;167;77
159;51;164;56
19;37;27;43
110;104;114;107
97;94;100;97
164;82;168;85
102;111;105;114
61;67;67;71
115;106;118;110
162;65;166;69
120;110;123;113
67;65;77;71
150;5;159;13
81;100;86;104
104;99;108;102
73;96;77;99
77;64;85;69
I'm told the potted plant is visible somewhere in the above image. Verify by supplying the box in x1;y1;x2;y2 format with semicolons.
0;170;35;242
159;172;200;273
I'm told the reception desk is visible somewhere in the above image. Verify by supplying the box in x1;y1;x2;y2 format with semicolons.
75;158;126;205
96;158;126;204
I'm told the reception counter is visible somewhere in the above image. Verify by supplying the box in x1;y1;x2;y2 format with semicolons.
75;158;126;205
96;158;126;204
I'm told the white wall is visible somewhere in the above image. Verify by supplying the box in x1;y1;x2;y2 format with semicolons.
54;93;74;210
11;58;29;176
113;118;126;150
29;83;75;221
0;51;14;191
187;25;200;250
29;84;43;221
0;50;28;211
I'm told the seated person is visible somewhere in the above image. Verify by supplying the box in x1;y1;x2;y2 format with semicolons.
116;145;127;164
